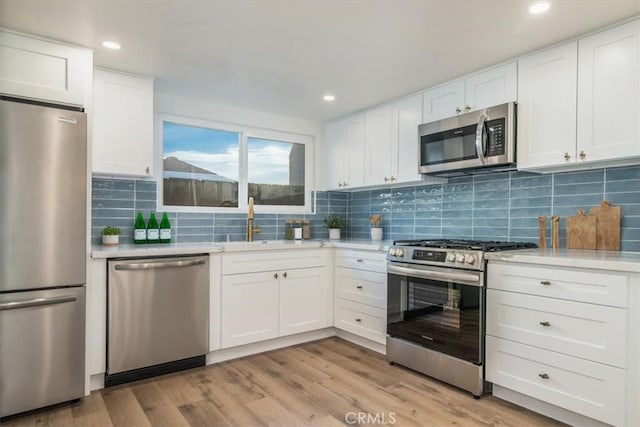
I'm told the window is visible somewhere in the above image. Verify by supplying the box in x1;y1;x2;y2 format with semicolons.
158;114;313;213
163;122;240;207
248;137;305;206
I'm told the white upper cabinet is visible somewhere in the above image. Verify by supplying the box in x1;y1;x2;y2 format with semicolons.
92;69;154;177
517;42;578;169
422;80;465;123
577;19;640;163
364;105;394;186
324;114;364;190
0;30;91;106
422;62;517;123
393;94;423;183
518;19;640;171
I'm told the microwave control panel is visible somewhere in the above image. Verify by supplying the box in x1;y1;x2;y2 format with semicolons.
486;118;505;157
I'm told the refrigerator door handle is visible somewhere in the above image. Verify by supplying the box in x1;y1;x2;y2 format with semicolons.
0;295;77;311
114;259;207;271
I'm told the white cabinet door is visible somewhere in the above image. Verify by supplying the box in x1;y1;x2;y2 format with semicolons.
465;62;517;112
517;42;578;169
92;69;154;177
364;105;394;186
221;271;278;348
324;114;365;190
279;267;329;336
393;94;423;183
0;31;91;106
324;119;348;190
422;80;465;123
578;19;640;163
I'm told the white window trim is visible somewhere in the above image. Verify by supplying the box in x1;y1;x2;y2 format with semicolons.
155;112;314;214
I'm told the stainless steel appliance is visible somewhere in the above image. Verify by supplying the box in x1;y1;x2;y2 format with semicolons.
419;102;516;176
106;255;210;386
0;97;87;417
386;239;536;397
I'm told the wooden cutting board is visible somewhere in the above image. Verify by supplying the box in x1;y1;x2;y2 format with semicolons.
590;200;622;250
566;210;596;249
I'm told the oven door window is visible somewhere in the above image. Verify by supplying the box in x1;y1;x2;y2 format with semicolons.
387;273;482;364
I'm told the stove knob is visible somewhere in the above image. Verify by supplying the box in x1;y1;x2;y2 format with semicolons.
455;253;465;263
389;249;396;256
396;249;405;257
465;254;476;264
447;252;456;262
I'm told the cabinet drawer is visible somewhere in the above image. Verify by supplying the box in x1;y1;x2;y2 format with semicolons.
487;289;626;367
488;262;628;307
334;298;386;344
335;249;387;273
222;249;327;275
486;336;625;427
335;267;386;308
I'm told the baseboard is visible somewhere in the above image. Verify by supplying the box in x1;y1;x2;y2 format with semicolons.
206;328;336;365
335;329;386;354
492;385;610;427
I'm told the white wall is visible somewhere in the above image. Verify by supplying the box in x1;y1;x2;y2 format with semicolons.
154;91;325;190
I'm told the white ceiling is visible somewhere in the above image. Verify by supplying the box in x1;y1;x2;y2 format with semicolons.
1;0;639;122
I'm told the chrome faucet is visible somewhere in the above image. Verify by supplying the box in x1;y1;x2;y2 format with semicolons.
247;197;261;242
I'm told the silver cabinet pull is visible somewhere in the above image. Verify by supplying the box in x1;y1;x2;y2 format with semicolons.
356;259;364;263
464;105;471;111
564;152;570;161
355;318;362;322
540;280;551;286
421;335;434;341
356;285;363;289
455;107;462;114
384;176;389;182
0;295;76;311
539;373;549;380
274;273;279;279
579;151;586;160
283;272;287;279
115;259;206;270
539;321;551;327
389;176;396;182
145;166;150;174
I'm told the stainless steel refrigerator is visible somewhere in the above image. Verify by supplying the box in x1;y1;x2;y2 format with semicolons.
0;97;87;418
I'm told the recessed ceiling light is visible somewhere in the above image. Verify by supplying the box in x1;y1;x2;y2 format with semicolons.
102;40;121;50
323;94;336;102
529;2;550;14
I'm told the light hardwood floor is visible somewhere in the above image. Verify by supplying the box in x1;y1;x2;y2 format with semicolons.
2;338;565;426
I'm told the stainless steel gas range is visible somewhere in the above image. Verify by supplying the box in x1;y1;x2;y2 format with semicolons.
386;239;537;398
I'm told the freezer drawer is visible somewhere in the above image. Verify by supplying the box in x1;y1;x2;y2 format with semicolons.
107;256;209;376
0;287;86;418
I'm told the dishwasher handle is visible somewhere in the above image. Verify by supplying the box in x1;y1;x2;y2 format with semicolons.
114;258;207;271
0;295;77;311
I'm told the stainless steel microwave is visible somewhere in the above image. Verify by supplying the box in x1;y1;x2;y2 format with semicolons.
418;102;516;176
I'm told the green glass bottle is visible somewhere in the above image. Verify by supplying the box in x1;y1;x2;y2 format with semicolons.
159;212;171;244
134;212;147;244
147;212;160;244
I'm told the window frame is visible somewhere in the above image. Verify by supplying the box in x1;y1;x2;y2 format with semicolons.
155;113;314;214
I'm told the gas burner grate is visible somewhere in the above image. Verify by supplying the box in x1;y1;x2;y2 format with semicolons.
392;239;537;252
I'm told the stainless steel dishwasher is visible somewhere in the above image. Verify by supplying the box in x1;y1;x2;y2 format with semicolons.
106;255;209;386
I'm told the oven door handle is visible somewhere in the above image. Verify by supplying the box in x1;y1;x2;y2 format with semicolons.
388;264;481;285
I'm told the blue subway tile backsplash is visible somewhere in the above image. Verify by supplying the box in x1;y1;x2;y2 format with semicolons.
91;164;640;251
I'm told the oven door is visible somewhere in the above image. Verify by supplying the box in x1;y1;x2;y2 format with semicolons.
387;262;484;365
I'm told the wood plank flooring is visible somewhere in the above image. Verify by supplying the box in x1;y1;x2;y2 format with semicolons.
2;338;565;426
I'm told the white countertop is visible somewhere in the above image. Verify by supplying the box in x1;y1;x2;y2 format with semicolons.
486;248;640;273
91;238;389;258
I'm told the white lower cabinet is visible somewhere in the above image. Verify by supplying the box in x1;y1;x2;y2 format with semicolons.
221;271;279;348
486;261;632;426
486;336;626;427
221;249;330;349
279;267;329;336
333;249;387;344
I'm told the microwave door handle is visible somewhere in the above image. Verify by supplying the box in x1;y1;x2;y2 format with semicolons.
475;111;488;164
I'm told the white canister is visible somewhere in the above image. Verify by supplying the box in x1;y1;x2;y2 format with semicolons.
371;228;383;241
329;228;341;240
294;227;303;240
